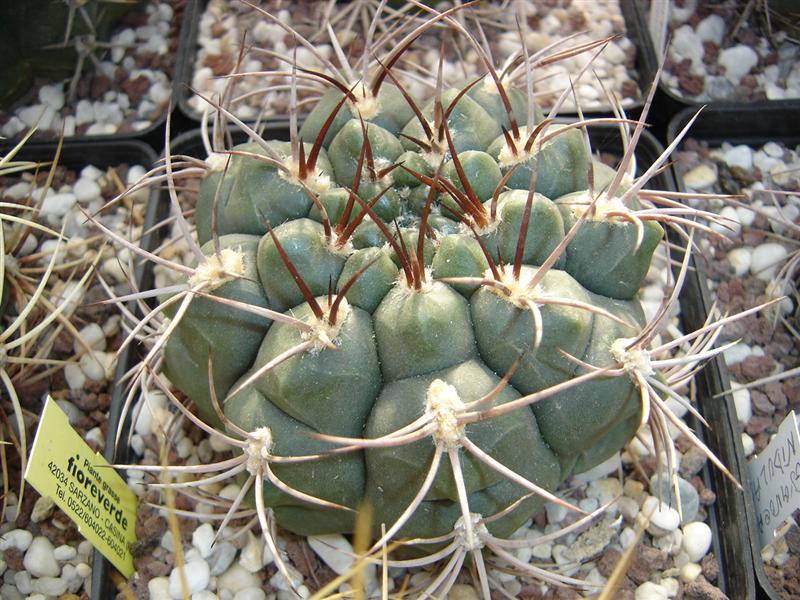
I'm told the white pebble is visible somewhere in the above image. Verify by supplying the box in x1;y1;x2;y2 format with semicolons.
680;562;703;582
54;544;77;561
741;433;755;457
234;589;267;600
642;496;681;536
79;350;115;381
719;45;759;84
0;529;32;551
731;383;752;425
723;342;751;365
127;164;147;186
217;564;263;593
682;521;712;562
695;15;725;45
23;536;60;577
75;561;92;577
81;165;104;180
39;84;65;110
726;247;751;276
716;205;741;236
75;100;95;125
763;142;784;158
192;523;216;558
31;576;68;596
14;571;33;595
682;164;717;190
670;25;704;72
168;559;210;598
40;192;77;217
73;178;102;203
75;322;107;354
3;181;32;200
239;532;264;572
750;242;789;280
30;495;55;522
635;581;669;600
617;496;640;521
723;144;754;171
149;576;171;600
309;535;357;576
64;363;87;390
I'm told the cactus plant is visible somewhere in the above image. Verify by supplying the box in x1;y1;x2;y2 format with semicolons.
106;4;770;596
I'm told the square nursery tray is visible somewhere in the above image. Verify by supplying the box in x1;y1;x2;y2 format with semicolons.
176;0;657;126
0;0;192;148
97;120;755;599
631;0;800;124
668;103;800;600
0;139;157;599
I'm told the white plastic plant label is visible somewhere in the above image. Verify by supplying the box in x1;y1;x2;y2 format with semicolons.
747;410;800;549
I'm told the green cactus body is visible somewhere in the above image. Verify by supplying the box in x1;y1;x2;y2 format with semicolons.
165;77;665;543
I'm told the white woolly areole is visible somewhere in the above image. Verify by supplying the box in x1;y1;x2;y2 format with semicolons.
245;427;274;475
480;72;507;95
205;152;229;172
454;513;487;551
487;266;544;310
425;379;466;450
395;268;435;294
279;157;332;195
496;124;558;167
611;337;654;377
301;297;352;352
188;247;245;290
566;190;630;222
347;83;381;120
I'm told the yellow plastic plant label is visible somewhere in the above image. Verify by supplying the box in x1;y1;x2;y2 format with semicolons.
24;396;137;577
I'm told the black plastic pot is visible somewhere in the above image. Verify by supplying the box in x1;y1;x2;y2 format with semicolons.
631;0;800;142
89;122;753;598
176;0;657;125
9;141;160;600
0;0;193;150
0;139;157;600
669;104;800;600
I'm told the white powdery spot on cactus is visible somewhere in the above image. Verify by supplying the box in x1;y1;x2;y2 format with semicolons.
189;247;246;290
425;379;465;449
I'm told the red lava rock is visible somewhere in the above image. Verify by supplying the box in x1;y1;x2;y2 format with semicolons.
207;53;235;77
740;354;776;380
764;381;788;409
745;415;773;436
740;74;758;89
751;389;775;415
701;554;720;583
597;547;621;577
90;75;113;100
784;378;800;406
685;576;729;600
628;546;669;584
699;487;717;506
3;548;25;571
703;41;719;64
679;73;706;95
120;74;151;104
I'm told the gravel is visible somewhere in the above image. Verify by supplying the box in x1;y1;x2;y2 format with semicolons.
657;0;800;102
187;0;642;122
675;136;800;600
0;0;183;139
